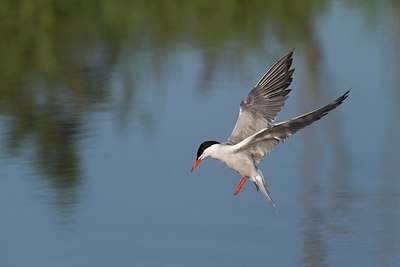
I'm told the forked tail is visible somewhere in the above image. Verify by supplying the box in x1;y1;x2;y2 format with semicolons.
254;170;276;211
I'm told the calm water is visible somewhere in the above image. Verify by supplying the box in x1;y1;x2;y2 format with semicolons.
1;1;399;266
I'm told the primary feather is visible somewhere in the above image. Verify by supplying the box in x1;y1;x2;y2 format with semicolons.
233;91;350;163
227;51;294;145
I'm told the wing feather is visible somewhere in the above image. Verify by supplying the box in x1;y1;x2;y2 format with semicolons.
227;51;295;145
233;91;350;163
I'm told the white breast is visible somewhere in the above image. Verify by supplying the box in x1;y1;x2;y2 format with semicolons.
207;144;257;178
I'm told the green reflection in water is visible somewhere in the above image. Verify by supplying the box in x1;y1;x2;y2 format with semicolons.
0;0;328;199
1;0;399;265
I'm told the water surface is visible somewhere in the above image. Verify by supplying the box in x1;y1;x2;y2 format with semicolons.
1;1;399;266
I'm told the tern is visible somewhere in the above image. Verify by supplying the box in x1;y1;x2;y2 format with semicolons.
191;51;349;209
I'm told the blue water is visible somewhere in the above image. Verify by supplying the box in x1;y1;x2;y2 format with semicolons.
1;1;399;266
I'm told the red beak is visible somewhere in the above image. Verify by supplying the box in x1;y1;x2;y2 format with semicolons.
191;158;202;172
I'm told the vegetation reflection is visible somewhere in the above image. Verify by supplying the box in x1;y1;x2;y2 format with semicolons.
0;1;399;264
0;0;328;203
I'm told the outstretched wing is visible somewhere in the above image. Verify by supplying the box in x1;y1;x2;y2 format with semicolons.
227;51;295;145
233;91;350;163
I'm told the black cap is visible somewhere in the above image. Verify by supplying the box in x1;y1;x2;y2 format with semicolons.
196;141;220;159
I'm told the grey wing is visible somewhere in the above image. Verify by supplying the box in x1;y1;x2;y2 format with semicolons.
227;51;295;145
234;91;349;163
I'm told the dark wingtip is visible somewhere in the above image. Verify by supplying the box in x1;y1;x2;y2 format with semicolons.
335;90;350;106
281;50;294;62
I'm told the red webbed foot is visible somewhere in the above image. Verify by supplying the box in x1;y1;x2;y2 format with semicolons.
234;176;246;195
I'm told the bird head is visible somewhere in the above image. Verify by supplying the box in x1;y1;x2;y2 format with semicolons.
191;140;220;172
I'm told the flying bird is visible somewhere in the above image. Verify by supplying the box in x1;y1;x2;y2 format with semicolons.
191;51;349;209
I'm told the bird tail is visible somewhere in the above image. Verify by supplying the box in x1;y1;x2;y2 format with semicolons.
254;170;276;211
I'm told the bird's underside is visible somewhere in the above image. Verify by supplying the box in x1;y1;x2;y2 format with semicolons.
228;51;349;207
192;50;349;209
231;90;349;204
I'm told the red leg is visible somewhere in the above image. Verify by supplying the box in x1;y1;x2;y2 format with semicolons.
234;176;246;195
